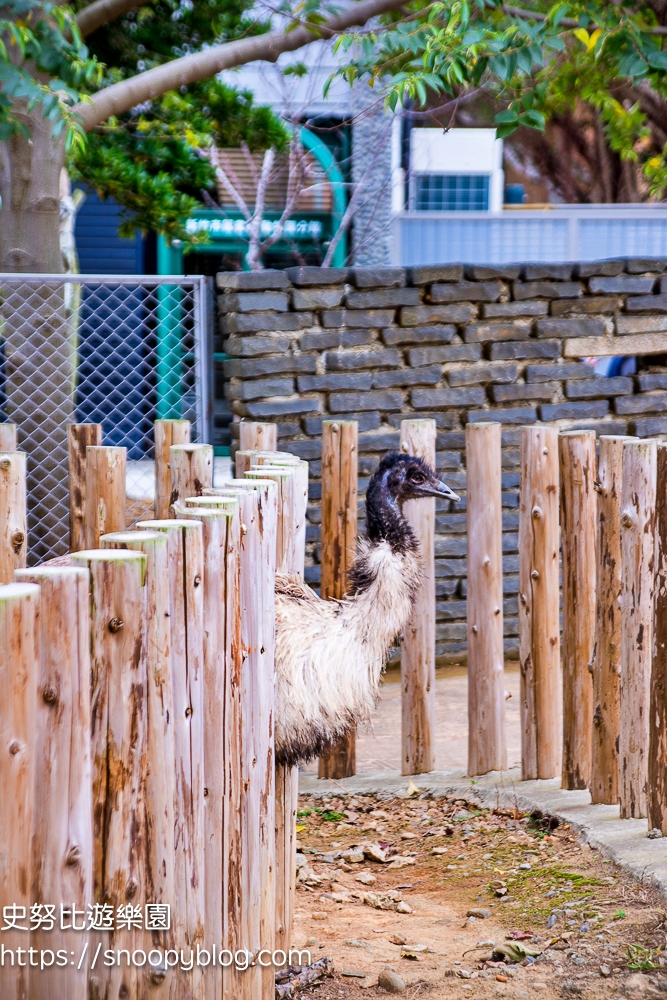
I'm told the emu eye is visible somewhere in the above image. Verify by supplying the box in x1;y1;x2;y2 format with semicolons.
411;473;424;483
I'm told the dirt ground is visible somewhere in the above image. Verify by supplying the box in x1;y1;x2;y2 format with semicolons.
292;790;667;999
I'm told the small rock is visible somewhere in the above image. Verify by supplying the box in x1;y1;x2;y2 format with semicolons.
400;944;427;960
356;872;376;885
519;863;531;871
579;922;589;933
547;914;557;929
387;856;415;869
311;912;327;921
456;968;472;979
377;970;406;993
331;892;352;903
362;842;387;863
457;853;468;861
396;901;412;914
467;908;492;919
599;965;612;977
389;934;407;945
432;847;448;855
341;969;368;978
483;853;493;860
303;937;318;947
341;849;364;864
359;976;378;989
571;955;586;967
648;828;664;839
400;830;417;840
344;939;374;950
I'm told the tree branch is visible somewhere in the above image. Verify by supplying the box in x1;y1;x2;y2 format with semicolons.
76;0;143;36
73;0;409;131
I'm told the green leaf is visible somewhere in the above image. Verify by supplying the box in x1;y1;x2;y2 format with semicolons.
493;109;519;123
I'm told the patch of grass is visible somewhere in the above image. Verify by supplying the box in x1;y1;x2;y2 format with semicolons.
613;909;626;921
320;810;346;823
297;807;312;818
627;943;662;970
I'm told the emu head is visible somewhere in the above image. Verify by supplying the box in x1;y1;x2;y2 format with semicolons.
369;451;460;506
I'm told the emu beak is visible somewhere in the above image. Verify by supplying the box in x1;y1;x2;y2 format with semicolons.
424;480;460;502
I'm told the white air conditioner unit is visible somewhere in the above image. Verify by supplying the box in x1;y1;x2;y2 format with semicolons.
409;128;504;212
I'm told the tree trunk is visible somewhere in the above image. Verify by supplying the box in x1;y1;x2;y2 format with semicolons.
0;107;74;560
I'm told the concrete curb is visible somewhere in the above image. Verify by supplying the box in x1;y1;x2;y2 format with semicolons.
299;767;667;898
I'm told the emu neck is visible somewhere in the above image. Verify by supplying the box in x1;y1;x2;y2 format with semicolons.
366;484;417;555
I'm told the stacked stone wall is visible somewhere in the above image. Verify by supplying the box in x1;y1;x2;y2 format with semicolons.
216;259;667;659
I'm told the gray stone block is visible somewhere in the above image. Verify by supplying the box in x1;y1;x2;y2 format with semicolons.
638;373;667;391
216;270;288;290
286;266;347;285
408;344;481;367
576;260;625;278
525;363;597;382
490;340;561;361
357;430;401;451
466;265;521;280
304;564;321;584
447;363;518;386
615;314;667;335
298;330;341;351
435;580;461;598
502;472;520;489
242;398;321;417
536;317;607;338
436;598;467;620
401;304;477;326
226;377;294;401
565;376;633;399
434;536;467;557
297;373;373;391
513;281;582;300
222;311;313;334
292;288;345;310
345;288;419;309
468;407;537;424
372;366;441;388
411;387;486;409
326;348;401;371
280;439;322;459
329;389;404;412
632;416;667;436
218;291;289;313
436;451;462;471
430;280;503;303
435;558;467;578
551;296;620;316
340;329;375;347
223;355;316;378
387;411;458;430
382;325;456;346
540;400;610;420
437;432;466;449
625;294;667;313
436;513;467;532
463;320;532;343
350;267;406;288
482;300;549;318
409;265;464;285
589;276;655;294
615;391;667;415
523;264;573;280
492;381;558;403
223;335;292;357
625;258;667;273
303;413;381;434
322;308;395;328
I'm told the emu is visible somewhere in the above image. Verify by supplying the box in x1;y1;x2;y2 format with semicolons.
274;450;459;766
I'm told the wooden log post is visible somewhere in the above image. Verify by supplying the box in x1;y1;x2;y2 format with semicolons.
155;418;191;519
559;430;597;791
0;450;27;584
70;549;148;1000
399;418;437;776
173;501;240;1000
0;423;17;451
169;443;213;514
620;438;657;819
319;420;359;779
239;421;277;453
650;443;667;833
99;529;176;961
590;436;629;805
466;422;506;776
519;425;561;781
84;446;126;549
205;479;278;1000
138;518;205;996
67;423;103;552
0;581;39;1000
15;566;93;1000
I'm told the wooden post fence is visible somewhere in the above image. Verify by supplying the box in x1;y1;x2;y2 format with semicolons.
0;422;17;451
590;436;629;805
68;423;103;552
650;442;667;834
319;420;359;779
70;549;150;1000
0;449;27;584
559;430;597;791
169;443;213;513
0;581;39;1000
620;438;657;819
519;425;561;780
155;418;191;519
15;565;93;999
399;418;436;776
239;421;277;454
466;421;506;776
84;445;126;549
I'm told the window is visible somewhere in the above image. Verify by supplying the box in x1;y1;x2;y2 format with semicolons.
414;174;490;211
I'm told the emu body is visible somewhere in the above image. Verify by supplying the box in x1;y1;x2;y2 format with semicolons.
274;451;458;766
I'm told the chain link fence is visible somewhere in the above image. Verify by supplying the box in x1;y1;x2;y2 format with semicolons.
0;274;214;563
